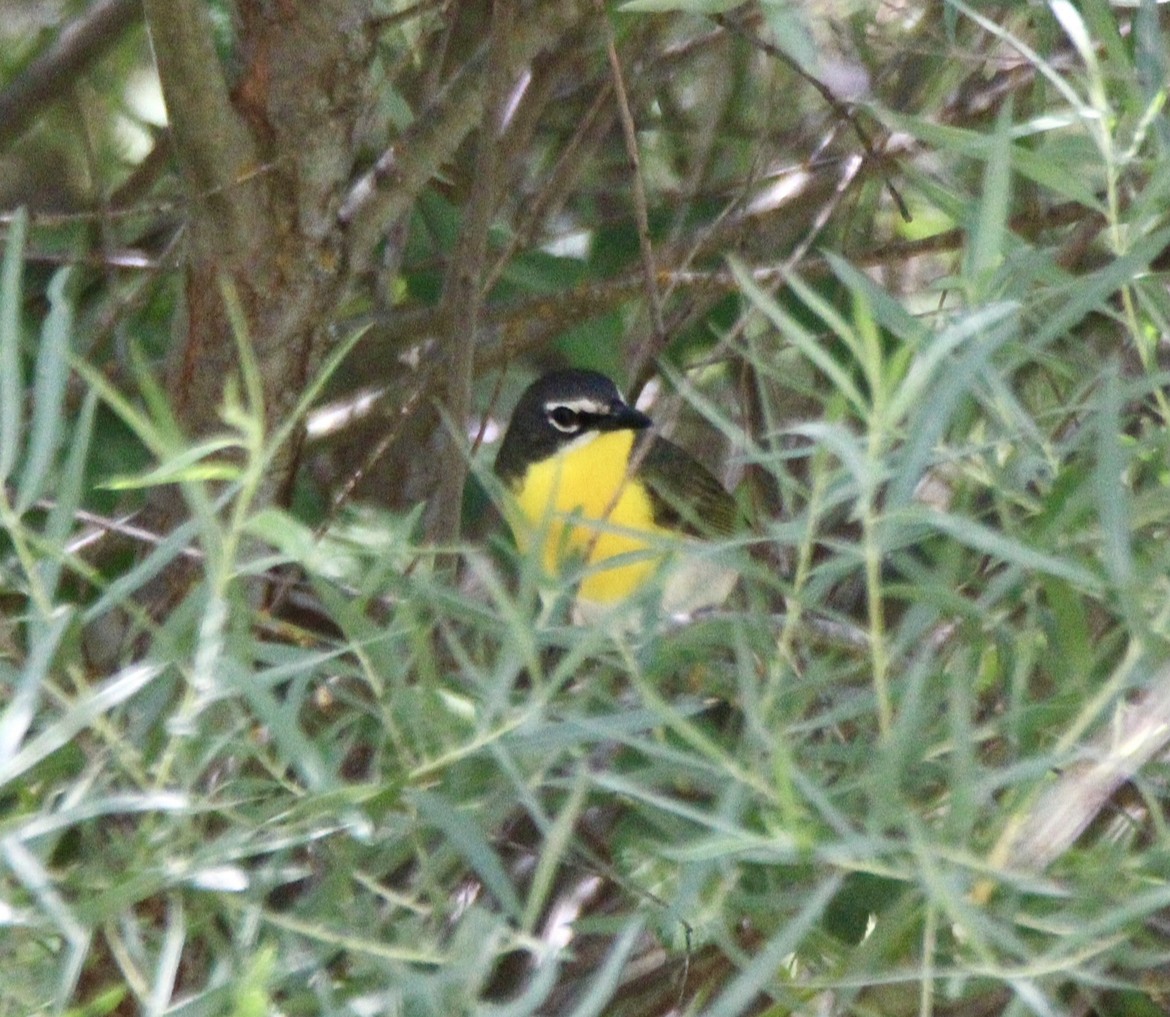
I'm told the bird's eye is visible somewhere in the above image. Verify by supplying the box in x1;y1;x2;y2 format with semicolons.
548;406;580;432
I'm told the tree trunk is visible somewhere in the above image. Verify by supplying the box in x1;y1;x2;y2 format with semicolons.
145;0;374;512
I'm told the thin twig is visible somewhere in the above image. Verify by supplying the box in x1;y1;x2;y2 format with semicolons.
599;3;668;375
711;11;911;223
338;0;595;268
50;505;205;562
326;379;430;525
0;0;142;150
481;60;615;296
432;0;517;547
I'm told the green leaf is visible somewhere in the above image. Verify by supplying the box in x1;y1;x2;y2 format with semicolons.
760;0;819;75
887;303;1020;508
0;607;71;771
563;920;645;1017
101;435;243;490
1094;366;1135;592
1032;226;1170;349
80;509;205;622
896;505;1102;591
966;101;1014;293
620;0;744;11
39;387;98;601
0;657;161;790
701;877;842;1017
0;206;27;482
17;267;74;511
225;651;335;792
411;789;523;920
730;258;868;415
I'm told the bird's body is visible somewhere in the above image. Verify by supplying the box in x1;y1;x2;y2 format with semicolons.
494;369;739;619
510;426;662;603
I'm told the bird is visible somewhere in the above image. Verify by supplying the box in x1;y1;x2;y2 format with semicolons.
493;368;740;622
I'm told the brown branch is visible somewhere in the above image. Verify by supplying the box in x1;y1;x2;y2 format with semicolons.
978;664;1170;900
142;0;267;263
483;73;614;296
0;0;142;151
599;5;667;376
431;0;518;546
482;20;710;300
355;153;876;365
711;10;911;223
338;0;595;269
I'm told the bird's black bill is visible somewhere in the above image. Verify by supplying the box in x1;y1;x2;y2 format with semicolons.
599;401;652;432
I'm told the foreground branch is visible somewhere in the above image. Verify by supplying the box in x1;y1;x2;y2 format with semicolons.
0;0;142;151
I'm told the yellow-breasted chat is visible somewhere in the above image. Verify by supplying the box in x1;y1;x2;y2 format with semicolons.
493;368;740;622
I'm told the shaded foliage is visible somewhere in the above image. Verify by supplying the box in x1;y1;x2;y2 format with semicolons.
2;1;1170;1015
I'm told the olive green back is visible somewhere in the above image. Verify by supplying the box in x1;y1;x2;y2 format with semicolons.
636;435;740;538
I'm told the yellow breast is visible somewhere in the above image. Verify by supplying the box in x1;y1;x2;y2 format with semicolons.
508;430;670;604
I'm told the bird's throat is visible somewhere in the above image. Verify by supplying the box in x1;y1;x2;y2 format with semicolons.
510;430;668;603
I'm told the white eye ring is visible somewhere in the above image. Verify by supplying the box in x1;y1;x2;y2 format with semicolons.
547;405;581;432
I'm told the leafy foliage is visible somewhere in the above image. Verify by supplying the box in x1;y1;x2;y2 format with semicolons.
2;2;1170;1016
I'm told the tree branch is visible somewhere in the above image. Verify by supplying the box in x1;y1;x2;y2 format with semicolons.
338;0;595;269
600;7;666;378
431;0;518;546
0;0;142;151
142;0;267;263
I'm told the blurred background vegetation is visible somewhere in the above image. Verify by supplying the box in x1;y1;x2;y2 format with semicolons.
3;0;1170;1014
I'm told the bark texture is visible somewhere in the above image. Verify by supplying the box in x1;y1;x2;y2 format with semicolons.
145;0;374;510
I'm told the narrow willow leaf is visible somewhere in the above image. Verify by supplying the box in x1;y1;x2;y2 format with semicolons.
101;435;242;490
899;506;1101;591
0;606;71;769
81;512;203;622
823;252;926;344
0;207;27;482
887;305;1019;509
701;876;842;1017
16;791;189;841
18;267;74;511
966;101;1014;292
230;655;334;792
1050;0;1106;112
562;920;644;1017
887;301;1018;429
221;275;265;422
521;772;588;935
412;789;523;919
730;258;867;415
1;838;90;1009
266;320;371;469
39;388;98;601
620;0;742;11
0;659;161;789
1094;366;1135;590
1032;227;1170;349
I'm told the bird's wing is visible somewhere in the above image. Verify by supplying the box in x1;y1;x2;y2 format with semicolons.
637;435;739;538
